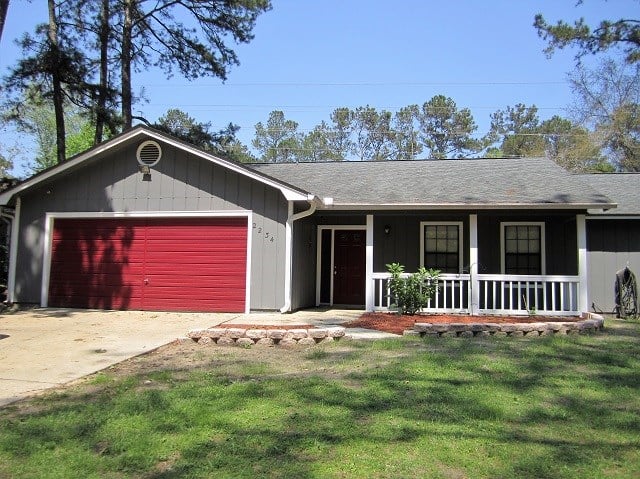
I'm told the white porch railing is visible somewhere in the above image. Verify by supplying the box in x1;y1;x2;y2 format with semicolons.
477;274;580;316
372;272;471;313
372;272;581;316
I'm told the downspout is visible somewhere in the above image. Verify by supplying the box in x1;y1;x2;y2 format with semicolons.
280;194;320;313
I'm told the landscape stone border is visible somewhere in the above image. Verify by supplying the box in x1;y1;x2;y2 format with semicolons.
186;326;346;347
403;316;604;338
185;315;605;346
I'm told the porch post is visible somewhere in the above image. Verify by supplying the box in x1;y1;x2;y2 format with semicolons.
365;214;374;312
577;214;589;315
469;214;479;315
281;201;294;313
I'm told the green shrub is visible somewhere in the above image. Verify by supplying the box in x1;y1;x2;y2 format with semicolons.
386;262;440;315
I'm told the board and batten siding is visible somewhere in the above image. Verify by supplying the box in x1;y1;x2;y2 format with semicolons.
587;218;640;313
369;212;578;275
14;141;289;310
291;216;317;310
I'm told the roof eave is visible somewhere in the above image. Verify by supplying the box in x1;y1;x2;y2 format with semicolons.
319;202;617;211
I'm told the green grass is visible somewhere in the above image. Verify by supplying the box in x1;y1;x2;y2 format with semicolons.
1;319;639;478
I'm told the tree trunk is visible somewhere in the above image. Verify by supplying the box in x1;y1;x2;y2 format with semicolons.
94;0;109;143
48;0;66;164
121;0;133;129
0;0;9;43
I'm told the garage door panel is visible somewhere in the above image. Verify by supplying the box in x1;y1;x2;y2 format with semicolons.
144;257;245;268
144;267;246;277
48;217;247;312
51;244;146;260
50;262;145;275
145;277;246;289
144;246;246;255
145;250;246;261
49;276;143;289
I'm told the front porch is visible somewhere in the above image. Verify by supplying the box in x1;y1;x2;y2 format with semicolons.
307;212;589;317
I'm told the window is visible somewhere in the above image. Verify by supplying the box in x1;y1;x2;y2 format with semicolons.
501;223;545;275
421;222;462;273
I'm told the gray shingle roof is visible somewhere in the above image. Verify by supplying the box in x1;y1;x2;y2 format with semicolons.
251;158;614;210
579;173;639;215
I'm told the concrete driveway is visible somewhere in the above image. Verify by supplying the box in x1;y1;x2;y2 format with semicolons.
0;308;237;407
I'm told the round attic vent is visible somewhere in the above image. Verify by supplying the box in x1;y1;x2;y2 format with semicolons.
136;140;162;166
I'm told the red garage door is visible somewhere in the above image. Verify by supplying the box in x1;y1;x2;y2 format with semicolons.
48;217;247;312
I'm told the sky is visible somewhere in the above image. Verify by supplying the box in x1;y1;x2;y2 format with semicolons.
0;0;637;176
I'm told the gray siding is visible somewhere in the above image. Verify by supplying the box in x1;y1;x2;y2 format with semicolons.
477;213;578;275
291;216;317;310
587;218;640;313
15;141;289;310
372;212;578;275
373;213;469;272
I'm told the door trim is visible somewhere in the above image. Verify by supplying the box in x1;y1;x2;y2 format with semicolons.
315;225;366;306
42;210;252;313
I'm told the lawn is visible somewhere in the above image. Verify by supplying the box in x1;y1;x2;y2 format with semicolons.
1;319;639;479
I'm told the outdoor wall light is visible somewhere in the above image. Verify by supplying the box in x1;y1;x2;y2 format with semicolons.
138;164;151;174
384;225;391;235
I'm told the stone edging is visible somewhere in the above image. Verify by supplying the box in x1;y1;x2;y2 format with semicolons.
186;327;346;346
403;316;604;338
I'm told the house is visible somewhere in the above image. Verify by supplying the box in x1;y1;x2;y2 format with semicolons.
0;125;620;316
580;173;640;313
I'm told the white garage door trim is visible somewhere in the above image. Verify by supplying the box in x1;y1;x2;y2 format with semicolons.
42;210;253;314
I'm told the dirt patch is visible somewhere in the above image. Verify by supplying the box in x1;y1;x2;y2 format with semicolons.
345;312;582;335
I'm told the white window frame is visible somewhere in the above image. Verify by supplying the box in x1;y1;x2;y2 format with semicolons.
419;221;464;273
500;221;546;275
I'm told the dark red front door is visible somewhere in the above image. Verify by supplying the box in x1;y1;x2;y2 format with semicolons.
333;229;366;305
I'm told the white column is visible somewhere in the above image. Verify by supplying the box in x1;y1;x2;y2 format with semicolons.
469;214;479;315
577;214;588;315
365;214;374;312
280;201;294;313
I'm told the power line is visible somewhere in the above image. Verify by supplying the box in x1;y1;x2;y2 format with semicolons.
141;80;569;87
145;103;567;111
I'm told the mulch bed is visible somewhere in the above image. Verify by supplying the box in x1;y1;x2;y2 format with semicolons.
345;312;582;335
217;324;315;330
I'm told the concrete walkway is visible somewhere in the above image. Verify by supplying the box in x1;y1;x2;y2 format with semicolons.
0;308;394;407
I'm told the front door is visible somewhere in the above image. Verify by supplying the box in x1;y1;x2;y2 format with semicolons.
333;229;366;305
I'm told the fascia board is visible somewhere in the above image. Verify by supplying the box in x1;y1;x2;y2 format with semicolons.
586;214;640;219
319;202;618;211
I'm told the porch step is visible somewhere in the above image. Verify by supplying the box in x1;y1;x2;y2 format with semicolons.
404;318;604;338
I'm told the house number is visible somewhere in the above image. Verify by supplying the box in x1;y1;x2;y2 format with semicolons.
253;222;276;242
